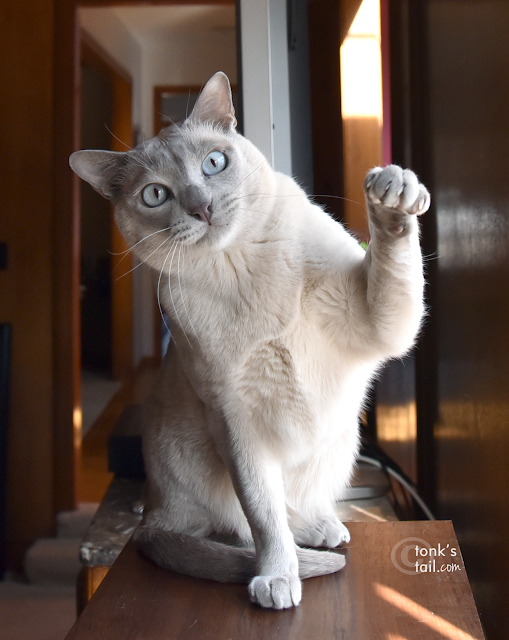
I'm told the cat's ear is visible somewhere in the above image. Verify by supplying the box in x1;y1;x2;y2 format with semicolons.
69;150;127;200
189;72;237;131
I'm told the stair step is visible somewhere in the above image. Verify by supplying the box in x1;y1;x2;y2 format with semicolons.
57;503;98;539
25;538;82;586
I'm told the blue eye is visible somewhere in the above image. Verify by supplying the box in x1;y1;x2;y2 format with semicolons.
142;184;170;207
202;151;227;176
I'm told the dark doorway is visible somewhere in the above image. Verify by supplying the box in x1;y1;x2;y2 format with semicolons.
79;56;114;375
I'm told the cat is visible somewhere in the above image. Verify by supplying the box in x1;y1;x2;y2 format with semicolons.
70;71;429;610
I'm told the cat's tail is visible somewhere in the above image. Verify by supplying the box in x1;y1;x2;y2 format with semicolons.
134;526;346;583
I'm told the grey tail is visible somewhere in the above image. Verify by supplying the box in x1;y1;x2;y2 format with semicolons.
134;526;346;584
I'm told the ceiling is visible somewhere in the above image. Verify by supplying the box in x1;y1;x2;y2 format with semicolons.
108;5;236;45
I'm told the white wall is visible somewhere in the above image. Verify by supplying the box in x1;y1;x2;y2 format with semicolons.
138;26;237;139
239;0;292;174
79;8;142;128
287;0;314;192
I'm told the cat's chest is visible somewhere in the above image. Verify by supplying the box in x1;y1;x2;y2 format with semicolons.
162;244;302;351
230;328;367;458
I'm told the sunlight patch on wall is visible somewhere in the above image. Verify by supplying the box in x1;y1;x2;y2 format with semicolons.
340;0;383;121
340;0;383;239
377;402;417;442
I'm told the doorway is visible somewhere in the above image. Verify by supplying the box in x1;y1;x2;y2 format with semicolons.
79;34;134;437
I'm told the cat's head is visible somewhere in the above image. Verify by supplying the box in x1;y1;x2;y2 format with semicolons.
70;72;272;266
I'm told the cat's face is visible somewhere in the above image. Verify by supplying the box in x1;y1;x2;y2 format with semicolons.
110;121;261;257
70;72;272;268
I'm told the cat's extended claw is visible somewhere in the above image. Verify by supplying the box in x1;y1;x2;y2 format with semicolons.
248;573;302;609
365;165;430;216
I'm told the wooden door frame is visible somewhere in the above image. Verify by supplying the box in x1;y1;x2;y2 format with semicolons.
387;0;437;510
81;31;135;383
52;0;235;511
308;0;344;222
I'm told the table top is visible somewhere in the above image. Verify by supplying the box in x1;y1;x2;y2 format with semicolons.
67;520;485;640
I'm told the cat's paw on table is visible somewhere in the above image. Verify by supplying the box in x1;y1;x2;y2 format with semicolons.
294;514;350;548
248;573;302;609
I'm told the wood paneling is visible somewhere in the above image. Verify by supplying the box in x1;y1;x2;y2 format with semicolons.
79;0;234;4
342;116;381;239
77;566;110;615
426;5;509;638
387;0;438;509
0;0;57;568
388;2;509;638
53;0;81;519
80;34;134;382
107;52;134;382
110;73;134;382
339;0;363;41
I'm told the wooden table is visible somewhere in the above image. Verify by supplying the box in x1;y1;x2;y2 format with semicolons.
66;521;485;640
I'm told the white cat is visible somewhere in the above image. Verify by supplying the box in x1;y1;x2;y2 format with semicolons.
70;72;429;609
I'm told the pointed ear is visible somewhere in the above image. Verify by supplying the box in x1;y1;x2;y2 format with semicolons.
189;72;237;131
69;150;127;200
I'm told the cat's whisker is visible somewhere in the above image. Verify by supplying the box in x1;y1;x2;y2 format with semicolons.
159;114;184;136
104;124;133;150
114;235;174;281
231;161;267;193
155;111;171;131
157;239;177;347
422;251;441;262
133;154;155;174
231;192;364;207
312;194;364;207
230;193;276;202
234;206;273;217
130;144;164;173
109;247;132;256
110;226;174;270
177;244;204;352
167;240;193;348
185;90;192;119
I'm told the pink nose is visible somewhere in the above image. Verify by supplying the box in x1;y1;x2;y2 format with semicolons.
191;202;212;225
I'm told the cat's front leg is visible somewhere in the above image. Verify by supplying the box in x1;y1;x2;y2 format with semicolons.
222;426;302;609
361;165;430;357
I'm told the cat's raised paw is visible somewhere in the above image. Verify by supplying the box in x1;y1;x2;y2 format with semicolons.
248;574;302;609
364;165;430;217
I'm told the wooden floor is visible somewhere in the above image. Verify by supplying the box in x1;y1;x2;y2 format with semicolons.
78;359;159;504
